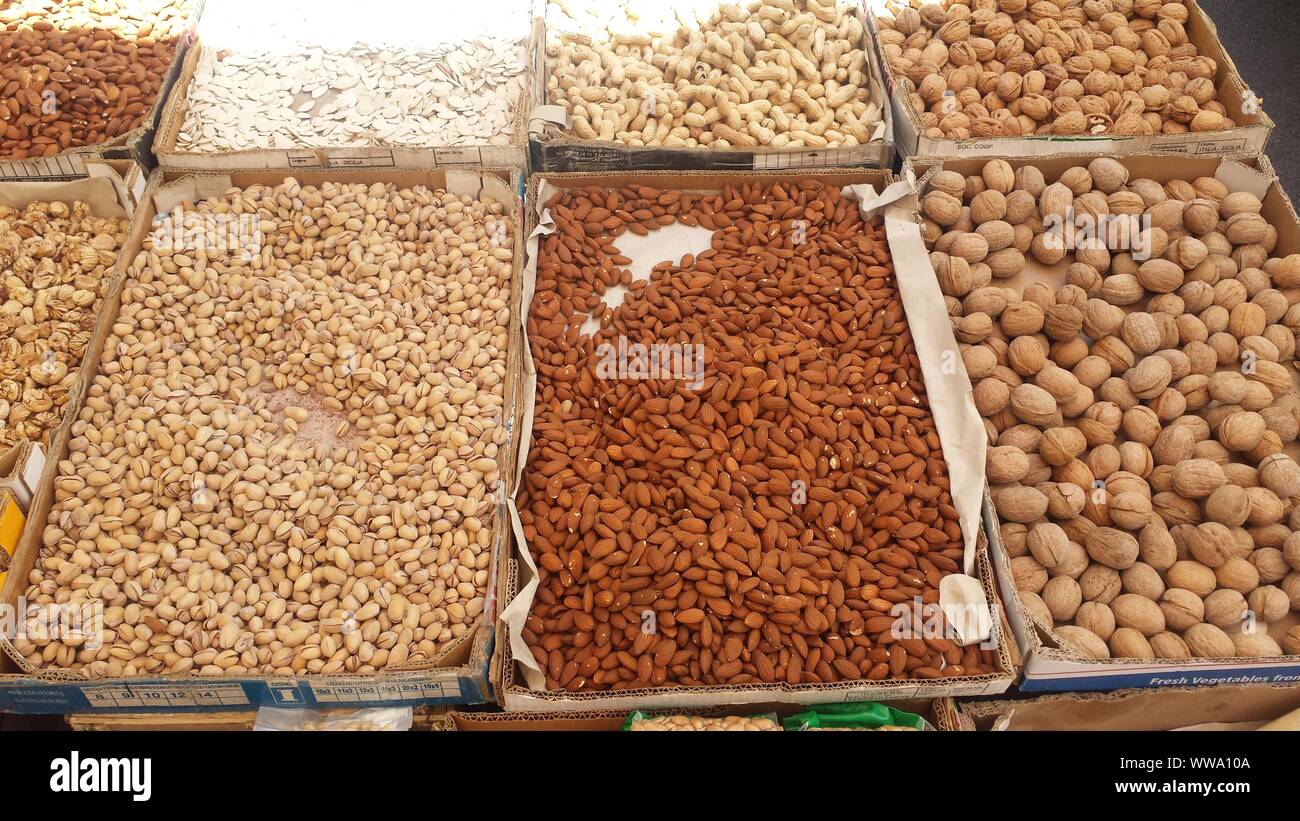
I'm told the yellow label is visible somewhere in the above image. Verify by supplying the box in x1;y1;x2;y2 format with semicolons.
0;491;24;590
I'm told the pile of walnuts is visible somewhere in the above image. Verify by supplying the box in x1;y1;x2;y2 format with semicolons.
0;201;126;452
925;157;1300;661
876;0;1239;140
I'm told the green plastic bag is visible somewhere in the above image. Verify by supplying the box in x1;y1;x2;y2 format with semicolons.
782;701;930;731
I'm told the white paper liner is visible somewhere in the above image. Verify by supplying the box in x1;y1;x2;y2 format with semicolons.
0;174;131;218
503;176;995;688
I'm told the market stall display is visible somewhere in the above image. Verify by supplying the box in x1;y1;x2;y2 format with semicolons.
0;0;199;172
912;152;1300;689
533;0;892;169
154;0;536;169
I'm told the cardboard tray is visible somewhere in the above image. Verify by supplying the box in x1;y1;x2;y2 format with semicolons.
494;167;1019;711
0;1;205;181
439;698;951;730
946;683;1300;731
152;16;542;171
0;159;140;480
906;152;1300;692
868;0;1274;160
66;706;446;730
0;165;530;713
528;1;894;172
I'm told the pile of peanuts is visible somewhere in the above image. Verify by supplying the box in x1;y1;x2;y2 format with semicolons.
546;0;883;148
521;180;999;691
927;157;1300;660
0;0;194;158
628;714;780;730
876;0;1237;140
0;201;127;452
16;178;513;676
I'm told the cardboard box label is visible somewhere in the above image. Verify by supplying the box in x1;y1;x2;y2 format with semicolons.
1021;664;1300;693
0;669;487;714
0;154;89;180
434;147;484;165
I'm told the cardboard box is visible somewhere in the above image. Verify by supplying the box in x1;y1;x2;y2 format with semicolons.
0;1;203;180
0;165;529;713
947;684;1300;731
528;1;894;171
906;153;1300;692
0;442;45;514
869;0;1273;160
67;707;446;730
495;168;1018;711
152;12;540;171
0;160;141;474
441;698;950;730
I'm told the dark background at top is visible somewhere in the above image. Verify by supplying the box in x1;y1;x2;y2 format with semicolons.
1200;0;1300;189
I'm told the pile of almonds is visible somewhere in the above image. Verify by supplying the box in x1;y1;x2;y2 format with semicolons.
16;178;513;677
876;0;1238;140
0;201;127;452
926;157;1300;661
0;0;195;158
521;180;1000;691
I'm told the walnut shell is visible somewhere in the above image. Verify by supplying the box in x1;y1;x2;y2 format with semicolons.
1109;626;1155;659
1159;587;1206;631
1184;623;1236;658
1232;632;1283;658
1203;588;1248;629
1055;625;1111;659
1171;458;1225;498
1084;527;1140;569
1011;555;1050;594
1166;560;1217;597
1150;631;1192;660
993;484;1050;523
1111;593;1166;637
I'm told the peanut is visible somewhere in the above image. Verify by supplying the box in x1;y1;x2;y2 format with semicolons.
545;0;883;149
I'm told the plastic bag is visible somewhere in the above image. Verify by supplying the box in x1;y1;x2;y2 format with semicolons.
253;707;414;731
623;710;781;731
782;702;932;731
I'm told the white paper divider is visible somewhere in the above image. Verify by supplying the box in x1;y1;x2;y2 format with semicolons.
877;189;992;646
499;498;545;686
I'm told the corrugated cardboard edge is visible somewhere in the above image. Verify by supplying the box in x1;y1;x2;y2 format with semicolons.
153;16;540;171
868;0;1274;160
0;0;204;179
0;165;529;706
953;682;1300;731
905;151;1300;691
529;1;893;171
440;698;943;730
66;706;445;730
494;167;1019;711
